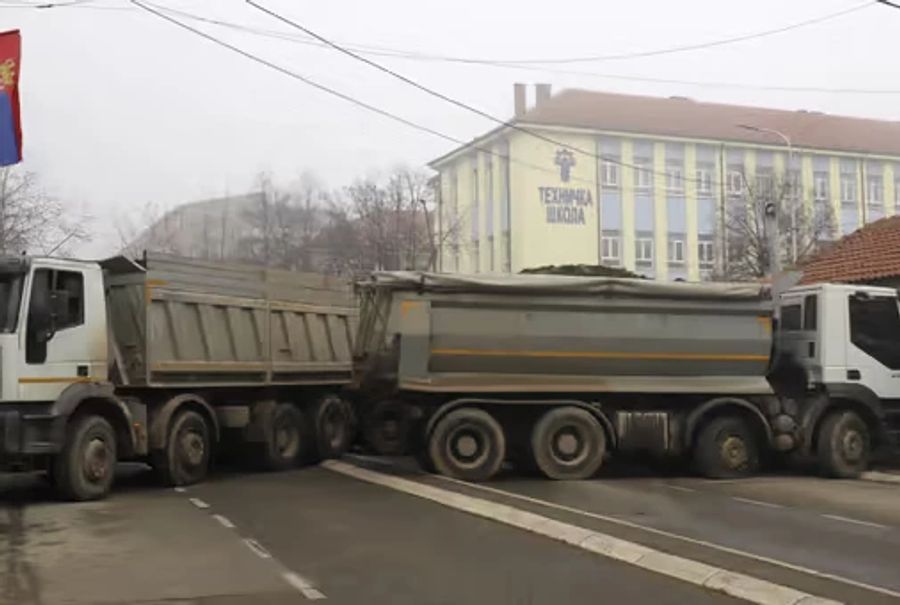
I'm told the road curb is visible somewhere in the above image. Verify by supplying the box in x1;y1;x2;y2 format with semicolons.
860;471;900;485
323;460;840;605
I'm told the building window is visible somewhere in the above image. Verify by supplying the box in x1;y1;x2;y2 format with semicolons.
755;170;775;199
666;163;684;193
634;159;653;191
813;172;829;202
601;236;621;262
698;240;715;267
786;170;801;200
896;178;900;211
636;238;654;263
840;173;857;205
867;175;883;207
696;164;713;197
667;239;685;264
727;169;744;196
601;159;619;188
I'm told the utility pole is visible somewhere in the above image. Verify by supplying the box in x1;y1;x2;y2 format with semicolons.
738;124;794;278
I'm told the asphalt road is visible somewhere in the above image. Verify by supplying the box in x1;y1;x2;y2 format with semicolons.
2;459;900;604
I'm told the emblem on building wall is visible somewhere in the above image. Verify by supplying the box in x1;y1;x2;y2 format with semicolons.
555;149;576;182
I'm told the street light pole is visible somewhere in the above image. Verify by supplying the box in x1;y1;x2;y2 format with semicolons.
737;124;795;278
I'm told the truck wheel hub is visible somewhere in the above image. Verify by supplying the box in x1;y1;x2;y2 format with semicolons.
449;427;485;466
841;430;863;462
722;436;748;468
554;430;581;459
83;438;110;482
181;433;205;466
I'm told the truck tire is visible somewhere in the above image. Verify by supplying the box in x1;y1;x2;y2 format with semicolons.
428;408;505;482
363;400;411;456
154;409;211;487
312;395;354;460
530;407;606;480
53;414;117;501
693;416;760;479
817;410;870;478
258;403;310;471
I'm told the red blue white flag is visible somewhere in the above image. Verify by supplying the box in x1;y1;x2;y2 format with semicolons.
0;30;22;166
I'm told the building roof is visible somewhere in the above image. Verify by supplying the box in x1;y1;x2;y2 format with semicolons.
800;215;900;284
432;89;900;165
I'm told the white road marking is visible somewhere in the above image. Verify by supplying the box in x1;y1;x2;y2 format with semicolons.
212;514;236;529
323;460;838;605
664;484;697;493
243;538;273;559
425;465;900;600
283;571;327;600
821;514;888;530
173;487;187;493
188;497;210;509
731;497;784;510
860;471;900;486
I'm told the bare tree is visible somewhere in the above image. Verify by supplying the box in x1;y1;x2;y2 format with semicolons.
0;166;89;256
238;171;327;270
719;169;835;280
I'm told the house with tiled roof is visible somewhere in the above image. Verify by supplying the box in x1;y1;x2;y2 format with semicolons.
800;215;900;287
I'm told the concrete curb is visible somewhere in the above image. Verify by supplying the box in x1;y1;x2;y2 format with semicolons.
323;460;840;605
860;471;900;485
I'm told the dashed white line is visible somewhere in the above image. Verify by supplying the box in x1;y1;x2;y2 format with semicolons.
173;487;187;493
243;538;273;559
188;497;210;509
731;497;784;510
665;485;697;493
821;514;887;530
283;571;327;600
212;514;236;529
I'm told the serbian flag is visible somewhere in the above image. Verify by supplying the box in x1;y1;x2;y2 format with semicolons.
0;30;22;166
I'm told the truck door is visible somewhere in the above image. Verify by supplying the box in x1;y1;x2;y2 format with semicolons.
846;292;900;399
18;267;92;402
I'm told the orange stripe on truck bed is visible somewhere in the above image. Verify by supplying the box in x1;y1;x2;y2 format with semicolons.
430;348;769;362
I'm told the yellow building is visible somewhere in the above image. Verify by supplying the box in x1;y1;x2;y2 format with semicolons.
429;85;900;279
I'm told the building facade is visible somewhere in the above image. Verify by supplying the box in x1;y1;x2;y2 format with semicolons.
430;86;900;279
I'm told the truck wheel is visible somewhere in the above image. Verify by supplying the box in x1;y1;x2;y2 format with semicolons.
313;395;354;460
53;415;117;501
817;410;870;478
693;416;760;479
530;407;606;480
154;410;211;487
428;408;505;482
259;403;309;471
364;400;411;456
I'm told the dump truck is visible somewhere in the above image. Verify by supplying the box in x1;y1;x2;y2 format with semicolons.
354;272;900;481
0;254;357;500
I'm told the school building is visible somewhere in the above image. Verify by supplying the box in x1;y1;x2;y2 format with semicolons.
429;85;900;280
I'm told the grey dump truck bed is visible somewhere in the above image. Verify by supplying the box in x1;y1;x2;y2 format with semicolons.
356;272;774;394
104;254;355;388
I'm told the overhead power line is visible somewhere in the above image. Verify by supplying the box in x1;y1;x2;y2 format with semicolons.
126;0;602;191
116;3;900;96
876;0;900;9
244;0;720;187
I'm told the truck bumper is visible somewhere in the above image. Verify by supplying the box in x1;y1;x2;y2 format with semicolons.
0;403;63;460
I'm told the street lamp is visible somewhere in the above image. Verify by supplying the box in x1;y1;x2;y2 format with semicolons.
737;123;797;277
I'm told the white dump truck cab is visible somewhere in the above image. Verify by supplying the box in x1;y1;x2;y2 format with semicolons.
778;283;900;475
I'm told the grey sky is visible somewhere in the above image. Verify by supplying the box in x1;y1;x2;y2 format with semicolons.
4;0;899;256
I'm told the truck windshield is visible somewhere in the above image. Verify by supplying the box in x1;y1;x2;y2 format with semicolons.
0;272;24;333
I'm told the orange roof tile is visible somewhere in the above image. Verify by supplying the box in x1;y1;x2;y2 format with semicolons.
800;216;900;284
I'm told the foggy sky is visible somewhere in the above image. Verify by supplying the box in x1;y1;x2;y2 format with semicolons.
3;0;899;256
